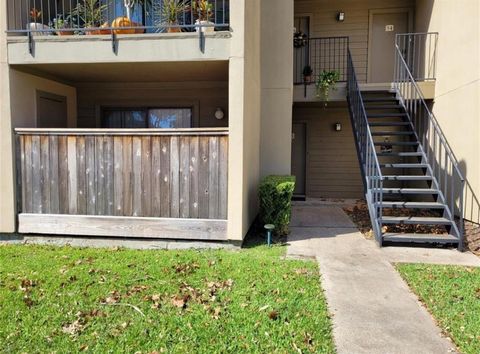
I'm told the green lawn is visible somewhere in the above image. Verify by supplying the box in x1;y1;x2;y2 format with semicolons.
397;264;480;354
0;244;334;353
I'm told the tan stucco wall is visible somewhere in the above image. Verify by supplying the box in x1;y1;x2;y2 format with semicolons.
260;0;294;178
0;0;15;232
0;67;77;232
75;81;228;128
416;0;480;223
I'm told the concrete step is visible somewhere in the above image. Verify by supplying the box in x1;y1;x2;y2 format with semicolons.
381;216;451;225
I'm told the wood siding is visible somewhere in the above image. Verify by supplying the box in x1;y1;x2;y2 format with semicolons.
295;0;415;83
16;129;228;220
293;104;363;199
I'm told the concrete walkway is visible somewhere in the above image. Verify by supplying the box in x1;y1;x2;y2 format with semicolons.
287;205;480;354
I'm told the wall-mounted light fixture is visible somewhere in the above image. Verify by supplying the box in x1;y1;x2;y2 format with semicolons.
334;123;342;131
215;107;225;120
337;11;345;22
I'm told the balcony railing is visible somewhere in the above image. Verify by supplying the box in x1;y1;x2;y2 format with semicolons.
6;0;230;36
294;36;349;85
395;33;438;81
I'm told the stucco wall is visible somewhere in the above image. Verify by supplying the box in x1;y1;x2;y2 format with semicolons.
415;0;480;223
260;0;294;178
76;82;228;128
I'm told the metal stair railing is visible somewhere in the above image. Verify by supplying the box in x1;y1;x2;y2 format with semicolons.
347;49;384;244
393;36;465;249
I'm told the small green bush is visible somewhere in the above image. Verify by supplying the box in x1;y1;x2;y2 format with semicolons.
259;175;296;236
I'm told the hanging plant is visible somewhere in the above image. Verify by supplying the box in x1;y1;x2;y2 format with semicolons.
293;31;308;48
315;70;340;101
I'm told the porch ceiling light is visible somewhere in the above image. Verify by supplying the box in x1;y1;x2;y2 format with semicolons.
335;123;342;131
215;108;225;120
337;11;345;22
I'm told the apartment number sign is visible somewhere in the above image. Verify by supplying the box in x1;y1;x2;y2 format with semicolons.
385;25;395;32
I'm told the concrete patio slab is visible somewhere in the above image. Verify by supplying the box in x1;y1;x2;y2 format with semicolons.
288;205;462;354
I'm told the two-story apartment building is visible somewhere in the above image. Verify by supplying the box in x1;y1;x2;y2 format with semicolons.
0;0;478;248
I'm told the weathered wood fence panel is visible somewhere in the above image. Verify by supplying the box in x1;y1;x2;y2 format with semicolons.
16;129;229;220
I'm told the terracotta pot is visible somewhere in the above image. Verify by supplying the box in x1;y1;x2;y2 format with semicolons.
56;29;75;36
86;22;111;35
167;27;182;33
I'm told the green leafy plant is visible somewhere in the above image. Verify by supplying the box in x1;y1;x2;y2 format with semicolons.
315;70;340;101
158;0;187;27
192;0;213;22
70;0;107;28
259;175;296;236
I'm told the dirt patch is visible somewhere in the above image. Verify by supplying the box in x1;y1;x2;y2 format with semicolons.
465;221;480;256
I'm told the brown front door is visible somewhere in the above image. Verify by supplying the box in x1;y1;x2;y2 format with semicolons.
291;123;306;196
36;90;67;128
369;11;409;83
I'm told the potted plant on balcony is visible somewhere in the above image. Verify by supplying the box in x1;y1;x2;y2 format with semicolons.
303;65;313;84
71;0;109;35
315;70;340;102
51;15;74;36
27;8;52;36
158;0;187;33
192;0;214;33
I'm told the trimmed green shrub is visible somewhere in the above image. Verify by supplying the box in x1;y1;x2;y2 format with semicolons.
259;175;296;236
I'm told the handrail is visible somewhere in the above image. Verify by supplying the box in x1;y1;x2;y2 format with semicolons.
347;49;384;242
394;42;465;247
14;128;229;136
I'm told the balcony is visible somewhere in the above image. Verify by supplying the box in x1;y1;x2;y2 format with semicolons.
5;0;231;64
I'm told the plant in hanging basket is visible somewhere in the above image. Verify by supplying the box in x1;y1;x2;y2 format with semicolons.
315;70;340;101
293;31;308;48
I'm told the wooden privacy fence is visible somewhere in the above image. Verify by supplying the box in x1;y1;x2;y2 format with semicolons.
15;128;229;221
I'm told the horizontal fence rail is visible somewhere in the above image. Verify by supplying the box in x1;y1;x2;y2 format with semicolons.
294;36;349;85
16;128;228;221
6;0;230;35
347;49;384;242
394;40;465;245
395;32;438;81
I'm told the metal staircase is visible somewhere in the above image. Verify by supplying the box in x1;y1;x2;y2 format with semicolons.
346;37;465;249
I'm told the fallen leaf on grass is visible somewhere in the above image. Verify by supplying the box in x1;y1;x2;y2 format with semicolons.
268;310;278;320
259;305;270;311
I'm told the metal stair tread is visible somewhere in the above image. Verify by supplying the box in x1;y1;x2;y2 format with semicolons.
382;233;458;243
380;163;428;168
382;175;432;181
369;122;410;126
362;97;399;102
368;113;408;117
377;152;423;157
378;201;444;208
381;216;451;224
371;131;414;136
378;188;439;194
374;141;418;146
364;105;403;110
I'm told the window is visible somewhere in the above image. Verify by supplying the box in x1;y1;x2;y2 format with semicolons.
102;108;192;128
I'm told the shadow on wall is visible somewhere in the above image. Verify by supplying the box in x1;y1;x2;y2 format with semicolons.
459;160;480;225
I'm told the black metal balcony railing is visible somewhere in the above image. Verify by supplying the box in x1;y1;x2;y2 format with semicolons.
395;32;438;81
6;0;230;35
294;36;349;85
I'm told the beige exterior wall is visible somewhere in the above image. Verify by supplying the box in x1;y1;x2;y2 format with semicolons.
294;0;415;83
75;82;228;128
293;104;363;199
0;0;15;232
260;0;294;178
415;0;480;223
